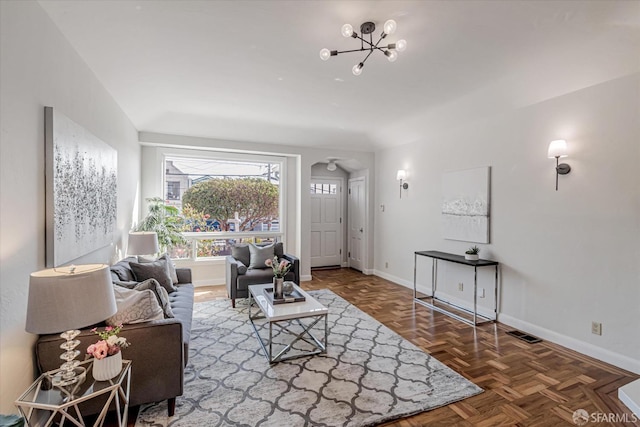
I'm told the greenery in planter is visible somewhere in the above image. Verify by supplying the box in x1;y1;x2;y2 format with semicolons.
135;197;186;251
465;245;480;255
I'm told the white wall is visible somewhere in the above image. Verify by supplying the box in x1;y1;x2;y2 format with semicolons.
0;1;140;413
138;133;375;284
374;73;640;373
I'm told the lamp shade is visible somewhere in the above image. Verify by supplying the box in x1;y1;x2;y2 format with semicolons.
548;140;568;158
26;264;116;335
396;169;407;181
128;231;159;255
327;161;337;172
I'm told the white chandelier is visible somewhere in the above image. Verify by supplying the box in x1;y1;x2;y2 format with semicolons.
320;20;407;76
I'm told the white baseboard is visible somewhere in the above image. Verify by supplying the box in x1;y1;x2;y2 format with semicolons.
300;274;312;282
193;278;224;287
498;313;640;374
373;270;640;375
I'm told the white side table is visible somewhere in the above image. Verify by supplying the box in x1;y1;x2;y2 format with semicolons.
15;359;131;427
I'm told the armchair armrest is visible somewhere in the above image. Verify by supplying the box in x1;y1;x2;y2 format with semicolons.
282;253;300;284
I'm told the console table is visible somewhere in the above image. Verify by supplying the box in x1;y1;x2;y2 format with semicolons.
413;250;499;326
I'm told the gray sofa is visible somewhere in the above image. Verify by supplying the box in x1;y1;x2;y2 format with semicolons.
35;258;194;416
225;242;299;308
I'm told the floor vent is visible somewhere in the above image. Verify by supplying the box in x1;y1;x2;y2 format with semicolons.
506;330;542;343
311;266;342;271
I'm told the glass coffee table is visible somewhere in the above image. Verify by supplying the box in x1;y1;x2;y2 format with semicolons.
15;359;131;427
248;283;328;364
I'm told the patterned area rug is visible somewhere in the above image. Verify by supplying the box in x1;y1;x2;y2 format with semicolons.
135;290;482;427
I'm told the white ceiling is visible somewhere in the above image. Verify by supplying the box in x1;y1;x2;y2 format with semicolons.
39;1;640;152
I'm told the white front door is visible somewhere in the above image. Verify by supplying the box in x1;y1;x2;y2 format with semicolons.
348;177;365;271
310;178;342;267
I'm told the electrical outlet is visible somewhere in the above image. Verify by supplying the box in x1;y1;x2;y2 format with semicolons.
591;322;602;335
385;262;389;268
458;282;464;291
479;288;485;298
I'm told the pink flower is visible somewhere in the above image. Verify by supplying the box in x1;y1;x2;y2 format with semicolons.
87;344;96;355
279;260;287;270
265;259;273;267
92;340;109;360
105;326;113;332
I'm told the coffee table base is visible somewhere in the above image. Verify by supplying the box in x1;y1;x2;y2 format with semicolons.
249;292;327;364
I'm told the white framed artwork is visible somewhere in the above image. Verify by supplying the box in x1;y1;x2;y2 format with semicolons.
441;166;490;244
45;107;117;267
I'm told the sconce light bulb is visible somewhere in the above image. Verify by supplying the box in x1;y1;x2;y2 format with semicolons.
383;19;397;35
395;39;407;52
341;24;354;38
319;48;331;61
352;63;363;76
386;50;398;62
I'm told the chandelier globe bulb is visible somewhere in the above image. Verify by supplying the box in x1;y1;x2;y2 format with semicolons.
341;24;354;38
383;19;397;35
395;39;407;52
352;63;363;76
386;50;398;62
319;48;331;61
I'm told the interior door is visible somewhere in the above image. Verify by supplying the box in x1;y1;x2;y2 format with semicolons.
310;179;342;267
348;177;365;271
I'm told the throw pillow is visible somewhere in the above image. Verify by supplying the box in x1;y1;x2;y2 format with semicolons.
231;244;251;268
132;279;174;318
129;260;176;293
233;258;248;275
139;253;178;284
248;243;275;270
106;286;164;326
113;280;138;289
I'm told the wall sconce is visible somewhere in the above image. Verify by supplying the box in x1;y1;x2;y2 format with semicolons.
547;140;571;191
396;169;409;198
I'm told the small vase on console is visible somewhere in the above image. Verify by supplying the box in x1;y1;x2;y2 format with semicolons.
273;277;284;299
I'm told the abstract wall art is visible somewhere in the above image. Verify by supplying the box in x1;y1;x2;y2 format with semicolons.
45;107;117;267
441;166;490;244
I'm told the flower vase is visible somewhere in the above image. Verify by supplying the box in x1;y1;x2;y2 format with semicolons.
273;277;284;299
92;351;122;381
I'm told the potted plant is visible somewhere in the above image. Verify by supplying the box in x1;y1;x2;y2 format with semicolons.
465;245;480;261
265;256;292;298
87;325;130;381
135;197;186;252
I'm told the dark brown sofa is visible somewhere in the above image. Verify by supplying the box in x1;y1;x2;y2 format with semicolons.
35;260;194;416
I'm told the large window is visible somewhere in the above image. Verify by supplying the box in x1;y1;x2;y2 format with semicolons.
163;155;283;261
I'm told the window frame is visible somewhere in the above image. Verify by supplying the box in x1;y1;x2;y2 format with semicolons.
159;149;287;263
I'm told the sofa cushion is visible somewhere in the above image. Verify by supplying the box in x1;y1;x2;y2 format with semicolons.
130;260;176;292
169;283;194;346
236;268;295;290
106;286;164;326
139;253;178;284
248;243;275;269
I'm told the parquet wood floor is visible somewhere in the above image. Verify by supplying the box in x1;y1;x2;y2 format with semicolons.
118;268;638;426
